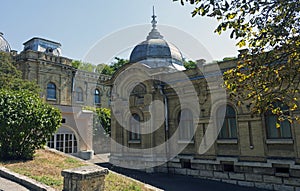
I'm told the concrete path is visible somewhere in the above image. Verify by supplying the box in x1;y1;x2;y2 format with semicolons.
0;176;30;191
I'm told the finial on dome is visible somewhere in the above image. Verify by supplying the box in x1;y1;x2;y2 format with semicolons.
151;6;157;29
147;6;163;40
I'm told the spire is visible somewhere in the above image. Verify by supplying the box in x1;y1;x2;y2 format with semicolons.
147;6;163;40
151;6;157;29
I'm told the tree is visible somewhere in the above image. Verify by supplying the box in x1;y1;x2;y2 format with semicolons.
184;60;197;69
100;57;129;76
0;52;40;94
176;0;300;123
95;108;111;136
0;52;61;160
0;89;61;160
84;106;111;136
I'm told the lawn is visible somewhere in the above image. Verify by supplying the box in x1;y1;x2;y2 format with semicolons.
0;149;152;191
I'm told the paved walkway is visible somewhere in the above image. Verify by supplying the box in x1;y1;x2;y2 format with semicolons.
0;176;30;191
92;153;267;191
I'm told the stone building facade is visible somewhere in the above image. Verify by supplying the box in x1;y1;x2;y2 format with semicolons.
108;14;300;190
1;33;110;159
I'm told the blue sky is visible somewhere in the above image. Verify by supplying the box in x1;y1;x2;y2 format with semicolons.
1;0;239;64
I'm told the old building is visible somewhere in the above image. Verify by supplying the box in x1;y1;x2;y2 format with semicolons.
0;33;110;159
108;13;300;190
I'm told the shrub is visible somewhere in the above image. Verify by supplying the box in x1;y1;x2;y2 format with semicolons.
0;89;61;160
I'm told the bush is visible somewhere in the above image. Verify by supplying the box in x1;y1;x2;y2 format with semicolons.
0;89;61;160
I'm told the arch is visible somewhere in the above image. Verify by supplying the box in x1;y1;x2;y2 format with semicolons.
265;102;292;139
47;125;78;154
129;113;141;141
216;104;237;139
131;83;147;96
94;88;101;104
178;108;194;141
75;87;83;102
47;82;57;99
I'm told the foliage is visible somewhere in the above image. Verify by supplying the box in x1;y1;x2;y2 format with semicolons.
72;60;96;72
0;90;62;160
72;57;128;76
95;107;111;135
101;57;129;76
0;52;41;94
176;0;300;124
84;106;111;135
0;52;20;77
101;64;114;75
184;60;197;69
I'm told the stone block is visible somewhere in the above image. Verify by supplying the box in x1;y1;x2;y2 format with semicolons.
273;184;294;191
187;169;199;176
284;177;300;186
61;165;108;191
207;177;221;182
168;162;182;168
235;166;253;173
290;169;300;178
199;170;213;178
245;173;263;182
263;175;282;184
191;163;206;170
174;168;187;175
222;179;237;185
156;167;168;173
253;167;274;175
254;182;274;190
229;172;245;180
213;171;228;179
238;181;254;187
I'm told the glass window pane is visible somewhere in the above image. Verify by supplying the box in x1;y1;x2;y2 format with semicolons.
47;83;56;99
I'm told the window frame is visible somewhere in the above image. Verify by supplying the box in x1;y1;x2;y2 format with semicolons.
47;133;78;154
94;89;101;104
75;87;84;102
217;105;238;140
178;109;194;141
129;113;141;141
265;102;292;139
47;82;57;100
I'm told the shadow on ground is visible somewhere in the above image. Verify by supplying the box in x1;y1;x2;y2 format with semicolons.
97;163;268;191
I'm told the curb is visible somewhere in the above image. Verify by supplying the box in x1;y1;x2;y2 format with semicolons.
0;166;55;191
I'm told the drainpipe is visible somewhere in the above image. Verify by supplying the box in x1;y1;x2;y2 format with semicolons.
158;84;170;172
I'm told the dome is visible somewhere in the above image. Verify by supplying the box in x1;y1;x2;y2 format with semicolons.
0;32;11;52
129;10;185;71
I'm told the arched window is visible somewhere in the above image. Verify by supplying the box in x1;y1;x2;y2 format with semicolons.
47;133;77;154
130;114;141;141
178;109;194;141
265;102;292;139
130;83;146;105
47;82;56;99
217;105;237;139
75;87;83;102
94;89;101;104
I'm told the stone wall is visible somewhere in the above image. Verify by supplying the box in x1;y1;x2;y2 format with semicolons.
155;158;300;191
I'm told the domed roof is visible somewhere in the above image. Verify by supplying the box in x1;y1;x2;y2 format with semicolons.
0;32;11;52
129;9;185;71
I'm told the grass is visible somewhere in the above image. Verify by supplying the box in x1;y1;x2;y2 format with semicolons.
0;149;153;191
0;149;87;190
